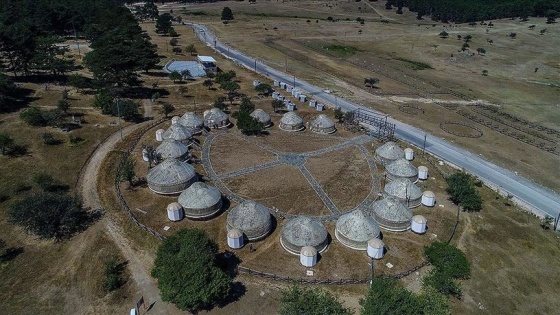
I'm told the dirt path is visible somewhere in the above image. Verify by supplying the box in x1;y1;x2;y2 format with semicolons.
79;120;171;315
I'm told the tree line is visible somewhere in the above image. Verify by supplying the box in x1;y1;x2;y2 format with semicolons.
387;0;560;23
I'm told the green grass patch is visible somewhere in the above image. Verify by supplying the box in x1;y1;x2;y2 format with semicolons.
322;44;361;57
395;57;434;70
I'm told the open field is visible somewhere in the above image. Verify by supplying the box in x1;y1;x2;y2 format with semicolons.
172;0;560;193
210;133;276;174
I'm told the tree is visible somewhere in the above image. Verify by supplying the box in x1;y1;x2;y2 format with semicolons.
117;99;141;122
215;70;236;84
439;31;449;38
271;99;283;113
476;47;486;55
546;10;558;24
103;255;124;292
93;90;115;115
236;111;264;136
151;229;232;312
30;36;74;76
168;28;178;38
364;77;379;87
185;44;197;56
463;35;472;42
172;47;182;55
57;98;70;114
221;7;234;21
220;81;240;100
20;107;47;126
239;97;255;114
170;38;178;46
255;83;273;95
8;193;90;240
0;133;15;155
334;108;345;123
169;70;182;83
423;242;470;297
178;86;188;96
161;102;175;118
213;97;226;110
509;32;517;39
203;79;214;90
420;287;451;315
33;173;65;192
360;277;424;315
445;172;482;211
0;71;21;112
279;284;352;315
541;215;553;230
68;74;91;93
138;1;159;21
156;13;173;35
116;154;136;187
180;69;191;80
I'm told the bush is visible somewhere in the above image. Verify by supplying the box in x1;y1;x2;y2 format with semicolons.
423;269;462;298
425;242;470;278
360;277;424;315
103;255;124;292
445;172;482;211
280;284;352;315
41;132;62;145
20;107;47;126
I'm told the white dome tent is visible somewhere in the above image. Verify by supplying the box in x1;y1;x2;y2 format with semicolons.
178;182;223;219
204;108;230;129
167;202;184;221
335;210;381;250
146;158;198;194
281;216;329;254
227;229;244;249
310;114;336;134
369;196;413;232
155;139;189;160
163;124;193;143
375;141;405;165
386;158;419;183
250;109;272;128
300;246;318;267
179;112;204;134
227;201;272;241
279;112;305;131
383;178;423;208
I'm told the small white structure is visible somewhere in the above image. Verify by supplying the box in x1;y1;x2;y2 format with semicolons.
227;228;244;249
197;55;217;73
411;215;427;234
300;246;318;267
171;116;180;125
279;112;305;131
280;82;286;89
316;103;325;111
404;148;414;161
299;95;307;102
286;103;296;111
142;148;149;162
367;238;385;259
286;85;293;93
418;166;429;180
155;129;164;142
309;100;317;107
422;191;436;207
253;80;261;87
273;80;280;87
167;202;184;221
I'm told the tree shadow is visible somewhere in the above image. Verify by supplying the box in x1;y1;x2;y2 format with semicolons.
0;247;24;262
123;87;170;100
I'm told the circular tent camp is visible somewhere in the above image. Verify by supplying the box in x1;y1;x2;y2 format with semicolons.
227;201;272;241
279;112;304;131
384;178;422;208
369;196;413;232
147;158;198;194
204;108;230;129
250;109;272;128
335;210;380;250
155;139;189;160
375;141;405;165
310;114;336;134
178;182;223;219
163;124;193;143
179;112;204;134
386;158;419;183
281;216;329;254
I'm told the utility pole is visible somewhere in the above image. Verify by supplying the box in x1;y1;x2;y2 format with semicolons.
422;134;427;156
254;59;257;72
116;98;123;139
285;54;287;72
293;75;296;88
369;257;374;287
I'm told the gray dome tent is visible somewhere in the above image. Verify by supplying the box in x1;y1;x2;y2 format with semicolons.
386;158;419;182
368;196;413;232
279;112;304;131
384;178;422;208
204;108;230;129
250;109;272;128
178;182;223;219
155;139;189;160
375;141;405;165
179;112;204;134
163;124;193;143
227;201;272;241
310;114;336;134
335;210;380;250
281;216;328;254
146;158;198;194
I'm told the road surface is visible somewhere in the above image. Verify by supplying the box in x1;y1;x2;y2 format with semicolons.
188;22;560;220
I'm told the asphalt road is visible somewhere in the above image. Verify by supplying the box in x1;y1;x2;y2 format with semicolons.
188;23;560;220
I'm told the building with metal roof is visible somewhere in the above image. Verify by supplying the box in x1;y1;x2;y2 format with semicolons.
383;178;422;208
250;109;272;128
335;210;381;250
368;196;413;232
155;139;189;160
227;201;272;241
178;182;223;219
375;141;405;165
179;112;204;134
281;216;329;254
279;112;304;131
310;114;336;134
386;158;419;182
147;158;198;194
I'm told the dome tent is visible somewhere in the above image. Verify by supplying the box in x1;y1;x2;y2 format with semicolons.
384;178;422;208
204;108;230;129
227;201;272;241
335;210;380;250
386;158;419;183
310;114;336;134
281;216;328;254
279;112;304;131
147;158;198;194
179;112;204;134
155;139;189;160
375;141;405;165
369;196;413;232
178;182;223;219
163;124;193;143
250;109;272;127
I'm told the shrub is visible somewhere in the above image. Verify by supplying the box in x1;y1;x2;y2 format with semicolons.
103;255;124;292
445;172;482;211
425;242;470;278
280;284;352;315
20;107;47;126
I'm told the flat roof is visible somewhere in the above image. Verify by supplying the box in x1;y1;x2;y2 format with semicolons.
197;56;217;63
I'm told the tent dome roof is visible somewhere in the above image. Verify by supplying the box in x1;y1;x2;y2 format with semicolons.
335;210;380;250
204;108;229;122
163;124;193;142
180;112;204;130
178;182;222;210
280;111;303;125
155;139;189;160
281;216;328;254
386;158;418;178
250;109;272;125
227;201;272;240
375;141;404;163
384;178;422;200
147;158;197;194
369;196;413;231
